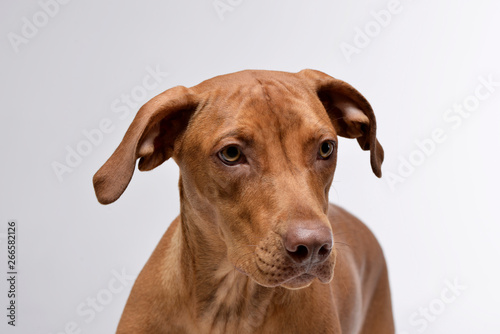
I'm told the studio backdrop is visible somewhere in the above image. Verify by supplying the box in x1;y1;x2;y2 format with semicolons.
1;0;499;333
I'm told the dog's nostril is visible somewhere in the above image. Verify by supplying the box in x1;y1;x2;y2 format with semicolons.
287;245;310;263
318;244;332;258
296;245;308;256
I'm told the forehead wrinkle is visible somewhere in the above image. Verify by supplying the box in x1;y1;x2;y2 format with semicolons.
252;78;296;170
254;81;333;138
241;78;336;174
198;76;336;168
309;116;337;137
214;127;255;146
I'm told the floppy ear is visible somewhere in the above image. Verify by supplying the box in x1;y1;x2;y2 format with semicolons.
299;69;384;177
93;86;199;204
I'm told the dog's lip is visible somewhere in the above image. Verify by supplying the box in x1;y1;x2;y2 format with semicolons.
281;272;315;285
301;273;315;278
236;255;333;287
294;273;315;281
245;259;312;287
279;272;317;289
281;263;335;285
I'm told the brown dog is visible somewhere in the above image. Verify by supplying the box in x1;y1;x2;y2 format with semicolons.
93;69;394;333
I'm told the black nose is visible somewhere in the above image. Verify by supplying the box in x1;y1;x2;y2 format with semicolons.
284;225;333;264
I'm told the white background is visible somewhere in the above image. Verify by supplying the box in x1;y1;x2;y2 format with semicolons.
1;0;499;333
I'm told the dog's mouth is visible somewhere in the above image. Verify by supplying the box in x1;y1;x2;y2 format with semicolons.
230;234;336;289
280;273;316;289
257;264;333;289
235;253;335;290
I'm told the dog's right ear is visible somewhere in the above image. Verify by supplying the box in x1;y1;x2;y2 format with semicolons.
299;69;384;178
93;86;198;204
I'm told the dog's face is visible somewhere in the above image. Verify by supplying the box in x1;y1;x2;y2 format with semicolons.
93;69;383;290
178;73;341;289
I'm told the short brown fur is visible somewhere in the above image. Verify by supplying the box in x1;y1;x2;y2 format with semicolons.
93;69;394;333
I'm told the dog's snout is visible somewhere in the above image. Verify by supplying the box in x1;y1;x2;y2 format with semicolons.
284;225;333;265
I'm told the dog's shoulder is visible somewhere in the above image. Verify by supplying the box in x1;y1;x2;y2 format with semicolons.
117;217;192;333
327;202;387;272
327;203;393;332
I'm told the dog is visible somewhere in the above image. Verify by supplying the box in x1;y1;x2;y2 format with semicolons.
93;69;394;333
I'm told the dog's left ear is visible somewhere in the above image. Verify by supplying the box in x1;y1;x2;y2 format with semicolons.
299;69;384;177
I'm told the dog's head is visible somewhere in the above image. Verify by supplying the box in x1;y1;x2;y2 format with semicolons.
94;69;383;289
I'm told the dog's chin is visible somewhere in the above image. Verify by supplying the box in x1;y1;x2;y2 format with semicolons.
280;273;316;290
249;273;316;289
250;271;334;290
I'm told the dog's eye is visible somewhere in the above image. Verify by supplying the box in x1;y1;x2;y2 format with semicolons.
219;146;242;164
318;141;335;159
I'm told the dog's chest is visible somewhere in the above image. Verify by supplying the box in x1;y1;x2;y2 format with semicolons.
187;267;274;333
184;275;341;334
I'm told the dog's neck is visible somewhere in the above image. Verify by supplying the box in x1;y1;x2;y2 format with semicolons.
178;187;281;332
